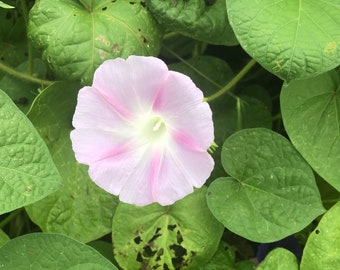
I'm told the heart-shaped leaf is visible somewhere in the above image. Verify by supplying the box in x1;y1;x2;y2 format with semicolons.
0;89;61;215
207;128;325;242
28;0;162;84
112;187;223;269
0;233;118;269
226;0;340;81
281;70;340;191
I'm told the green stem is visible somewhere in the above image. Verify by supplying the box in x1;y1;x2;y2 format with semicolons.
204;58;257;102
0;61;54;86
0;209;22;229
20;0;34;75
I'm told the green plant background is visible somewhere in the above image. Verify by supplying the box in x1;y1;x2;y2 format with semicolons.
0;0;339;269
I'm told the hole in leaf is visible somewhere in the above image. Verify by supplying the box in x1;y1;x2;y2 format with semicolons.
170;244;187;268
155;248;164;262
143;245;157;258
102;6;107;11
141;35;148;43
134;236;142;244
136;252;143;262
148;228;162;244
153;263;161;269
315;229;320;234
167;224;177;231
176;230;183;244
129;1;136;4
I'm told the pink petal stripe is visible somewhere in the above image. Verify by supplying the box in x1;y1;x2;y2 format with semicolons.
70;129;134;164
165;139;214;187
72;86;129;130
154;149;196;205
88;144;150;199
92;56;169;117
152;71;214;149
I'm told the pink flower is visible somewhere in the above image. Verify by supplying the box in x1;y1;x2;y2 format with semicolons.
70;56;214;206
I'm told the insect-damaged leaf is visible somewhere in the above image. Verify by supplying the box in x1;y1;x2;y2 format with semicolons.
112;187;223;269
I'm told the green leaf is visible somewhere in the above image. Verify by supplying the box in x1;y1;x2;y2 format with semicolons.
200;241;255;270
0;7;25;42
0;1;14;9
0;8;27;78
0;90;61;215
280;70;340;191
28;0;162;84
301;202;340;270
226;0;340;81
25;81;118;243
0;233;117;269
257;248;298;270
112;187;223;269
228;95;272;137
238;85;272;112
160;34;203;60
200;242;234;270
0;229;9;247
146;0;238;45
207;128;325;242
0;59;46;113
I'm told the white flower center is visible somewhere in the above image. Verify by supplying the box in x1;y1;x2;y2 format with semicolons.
138;114;167;144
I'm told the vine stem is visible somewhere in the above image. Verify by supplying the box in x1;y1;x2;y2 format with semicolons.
0;61;54;86
20;0;34;75
204;58;257;102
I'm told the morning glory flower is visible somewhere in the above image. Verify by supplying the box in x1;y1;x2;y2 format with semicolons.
70;56;214;206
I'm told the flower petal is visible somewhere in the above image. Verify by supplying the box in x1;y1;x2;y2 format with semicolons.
70;129;133;164
92;56;169;118
72;86;129;131
153;71;214;150
89;145;157;206
151;143;214;206
71;56;215;206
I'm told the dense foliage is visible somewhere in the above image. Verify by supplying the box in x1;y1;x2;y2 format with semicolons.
0;0;339;269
